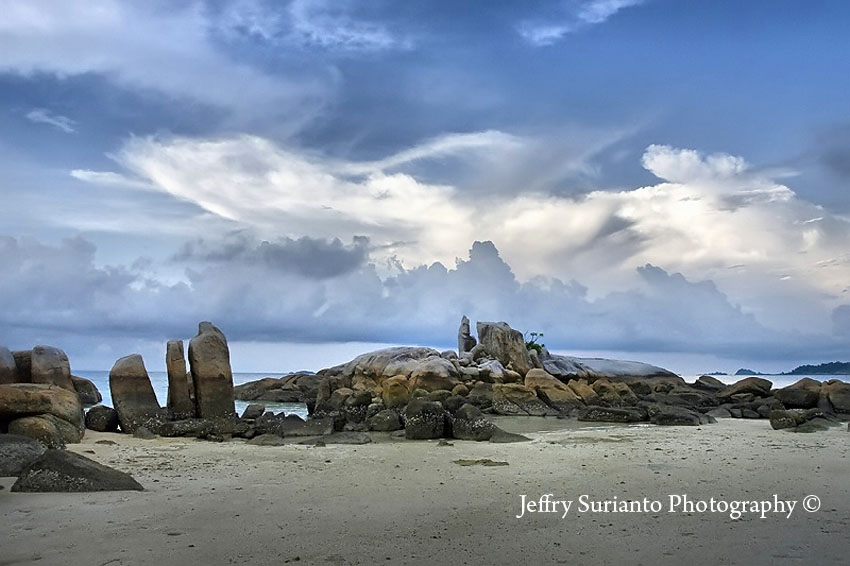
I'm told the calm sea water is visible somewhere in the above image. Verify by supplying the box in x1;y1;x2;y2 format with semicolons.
76;370;309;420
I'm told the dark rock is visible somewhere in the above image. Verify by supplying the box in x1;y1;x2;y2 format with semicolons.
12;350;32;381
166;340;194;419
30;346;74;391
577;406;645;423
650;406;702;426
476;321;533;376
280;416;334;437
403;399;446;439
71;375;102;406
774;378;822;409
0;434;47;476
0;346;18;385
12;449;144;492
822;380;850;414
368;409;401;432
133;426;156;439
109;354;163;434
156;419;218;438
450;404;496;441
769;410;801;430
85;405;120;433
426;390;453;404
7;415;70;448
465;382;493;409
693;375;727;391
441;395;466;414
458;315;477;354
717;377;773;400
706;407;733;419
489;429;532;443
241;404;266;421
188;322;236;427
740;408;761;419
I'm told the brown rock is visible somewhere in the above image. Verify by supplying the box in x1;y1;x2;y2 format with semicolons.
188;322;235;426
774;378;822;409
381;375;411;409
524;369;584;413
823;380;850;414
12;350;32;381
717;377;773;400
567;379;600;405
408;356;460;393
166;340;194;419
8;413;83;447
0;383;84;430
476;321;533;376
109;354;162;433
30;345;74;391
492;383;554;416
71;375;102;406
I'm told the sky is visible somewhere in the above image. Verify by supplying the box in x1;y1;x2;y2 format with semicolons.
1;0;849;375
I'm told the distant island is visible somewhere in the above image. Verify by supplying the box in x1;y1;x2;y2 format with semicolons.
734;361;850;376
705;371;728;376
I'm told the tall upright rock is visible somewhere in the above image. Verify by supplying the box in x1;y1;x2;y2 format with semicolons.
0;346;17;385
476;321;533;377
30;346;74;391
457;315;477;354
166;340;194;419
188;322;235;428
109;354;162;433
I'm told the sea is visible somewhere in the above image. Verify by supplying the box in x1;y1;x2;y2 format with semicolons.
76;370;309;420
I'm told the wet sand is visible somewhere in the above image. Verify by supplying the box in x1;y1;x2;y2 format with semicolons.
2;419;849;565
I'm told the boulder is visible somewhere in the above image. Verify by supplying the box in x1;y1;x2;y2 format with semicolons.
452;384;469;397
458;315;477;354
822;380;850;414
403;399;446;439
476;321;533;376
85;405;120;433
156;419;217;438
524;369;584;413
188;322;236;426
241;404;266;421
249;433;288;446
30;345;74;391
408;357;460;393
71;375;102;406
11;449;144;492
450;404;496;441
567;379;600;405
539;351;598;381
381;376;411;409
109;354;162;434
577;406;645;423
133;426;156;439
491;383;554;416
0;383;84;431
0;434;47;476
774;378;821;409
693;375;727;391
166;340;194;419
466;382;493;409
321;432;372;445
340;347;444;380
591;379;630;406
8;414;83;448
706;407;733;419
477;360;507;383
0;346;17;384
12;350;32;381
368;409;402;432
717;377;773;400
649;406;702;426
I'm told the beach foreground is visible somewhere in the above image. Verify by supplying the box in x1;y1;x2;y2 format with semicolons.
2;419;848;565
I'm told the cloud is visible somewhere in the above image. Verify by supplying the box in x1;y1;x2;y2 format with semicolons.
2;234;842;368
0;1;332;126
25;108;76;133
518;0;644;46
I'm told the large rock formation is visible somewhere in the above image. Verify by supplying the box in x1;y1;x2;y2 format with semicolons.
166;340;194;419
109;354;162;433
457;315;476;354
188;322;236;427
30;345;74;391
0;383;85;447
12;450;144;492
524;368;583;413
774;378;822;409
476;321;533;376
0;346;17;384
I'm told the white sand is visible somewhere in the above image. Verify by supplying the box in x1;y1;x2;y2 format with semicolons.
2;419;849;565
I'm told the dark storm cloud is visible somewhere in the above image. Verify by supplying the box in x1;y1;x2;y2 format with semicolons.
1;235;845;366
173;234;371;279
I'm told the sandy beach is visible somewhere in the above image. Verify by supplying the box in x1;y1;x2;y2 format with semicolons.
2;418;848;566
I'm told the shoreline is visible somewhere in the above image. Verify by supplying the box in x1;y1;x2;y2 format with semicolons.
2;418;848;565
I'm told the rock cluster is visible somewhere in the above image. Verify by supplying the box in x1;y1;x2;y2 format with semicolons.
89;321;238;438
0;383;85;448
